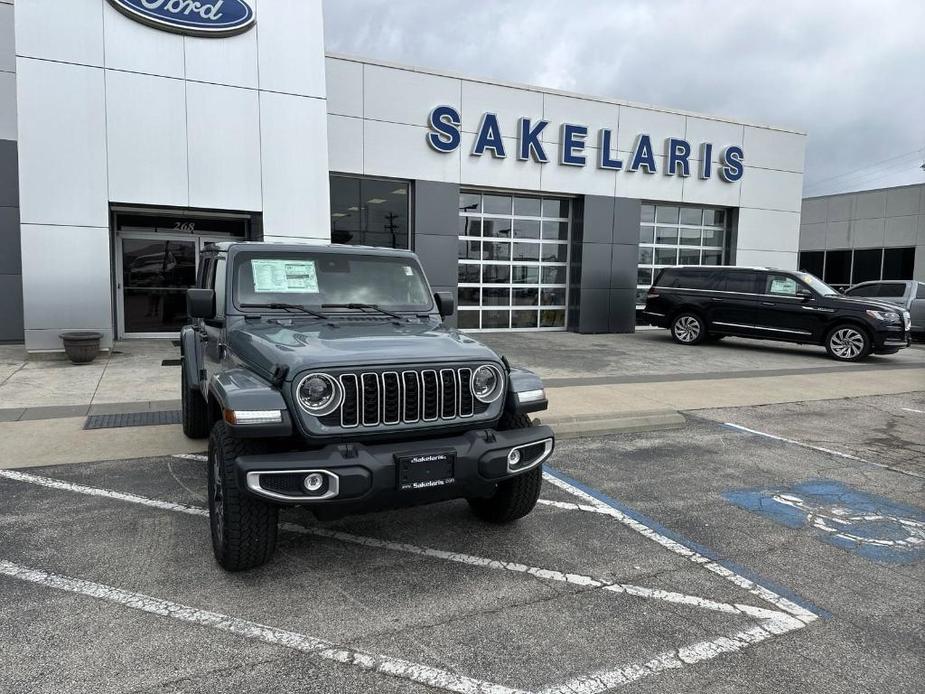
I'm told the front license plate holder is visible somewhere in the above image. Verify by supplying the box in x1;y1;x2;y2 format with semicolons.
396;451;456;491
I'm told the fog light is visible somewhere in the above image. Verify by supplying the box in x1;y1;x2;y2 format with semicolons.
507;448;522;467
303;473;325;493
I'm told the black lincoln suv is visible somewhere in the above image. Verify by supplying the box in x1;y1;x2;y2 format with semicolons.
642;266;911;361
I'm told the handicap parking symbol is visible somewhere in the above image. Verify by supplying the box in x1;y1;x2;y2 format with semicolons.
724;481;925;564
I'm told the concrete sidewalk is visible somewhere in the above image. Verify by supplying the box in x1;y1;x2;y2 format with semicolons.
0;335;923;467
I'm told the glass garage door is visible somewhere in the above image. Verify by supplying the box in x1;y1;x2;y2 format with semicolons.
635;204;729;307
457;192;571;331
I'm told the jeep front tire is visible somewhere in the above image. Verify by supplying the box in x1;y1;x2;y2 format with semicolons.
208;422;279;571
467;413;543;523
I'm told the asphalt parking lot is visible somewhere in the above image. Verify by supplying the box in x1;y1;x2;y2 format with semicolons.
1;392;923;693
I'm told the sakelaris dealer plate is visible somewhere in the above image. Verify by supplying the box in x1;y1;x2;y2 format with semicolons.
396;452;456;491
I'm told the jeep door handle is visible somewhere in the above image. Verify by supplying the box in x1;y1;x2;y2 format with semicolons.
711;297;725;302
761;301;775;306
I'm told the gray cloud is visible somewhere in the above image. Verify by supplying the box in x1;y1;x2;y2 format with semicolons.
323;0;925;196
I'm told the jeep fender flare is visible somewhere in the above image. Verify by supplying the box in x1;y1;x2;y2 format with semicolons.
180;325;201;392
209;369;293;437
504;366;548;415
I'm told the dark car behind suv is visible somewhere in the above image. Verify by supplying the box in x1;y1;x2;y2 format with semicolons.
642;266;911;361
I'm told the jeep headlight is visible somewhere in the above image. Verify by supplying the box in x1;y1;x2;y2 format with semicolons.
866;309;900;323
297;373;342;415
471;365;504;403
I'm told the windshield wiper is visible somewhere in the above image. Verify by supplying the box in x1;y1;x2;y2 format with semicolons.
322;303;405;321
240;302;330;320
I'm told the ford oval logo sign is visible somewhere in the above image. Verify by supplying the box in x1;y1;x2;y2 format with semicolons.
107;0;256;37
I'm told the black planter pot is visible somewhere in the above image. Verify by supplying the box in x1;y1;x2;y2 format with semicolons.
60;331;103;364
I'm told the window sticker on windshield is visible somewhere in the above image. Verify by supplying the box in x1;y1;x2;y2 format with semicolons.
770;277;797;295
403;266;414;276
251;259;319;293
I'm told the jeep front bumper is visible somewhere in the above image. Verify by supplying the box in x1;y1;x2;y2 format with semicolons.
233;425;555;516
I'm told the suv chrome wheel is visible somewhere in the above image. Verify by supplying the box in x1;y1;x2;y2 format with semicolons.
672;315;702;344
828;327;866;360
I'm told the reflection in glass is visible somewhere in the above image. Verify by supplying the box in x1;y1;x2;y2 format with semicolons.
483;241;511;261
540;309;565;328
513;242;541;261
542;266;566;284
513;196;542;216
542;198;569;218
513;288;539;306
483;195;512;215
482;218;513;238
458;240;480;260
483;265;511;284
459;217;482;237
512;220;540;239
459;193;481;213
482;287;510;305
512;310;539;328
541;288;566;305
513;266;540;284
458;264;480;283
655;206;679;224
655;226;678;244
541;221;568;240
482;310;510;329
457;310;480;329
329;175;410;248
458;288;480;306
655;248;678;265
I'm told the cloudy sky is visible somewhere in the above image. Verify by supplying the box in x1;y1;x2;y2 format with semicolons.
323;0;925;197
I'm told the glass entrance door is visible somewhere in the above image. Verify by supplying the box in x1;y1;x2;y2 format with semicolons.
119;236;198;336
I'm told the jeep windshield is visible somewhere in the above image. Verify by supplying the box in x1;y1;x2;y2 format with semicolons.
232;250;434;313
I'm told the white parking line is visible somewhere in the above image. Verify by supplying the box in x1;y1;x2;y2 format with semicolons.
900;407;925;414
0;466;818;692
0;468;760;618
0;559;526;694
724;422;925;479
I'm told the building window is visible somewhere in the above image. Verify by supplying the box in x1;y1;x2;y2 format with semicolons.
457;191;571;331
797;247;916;289
329;174;410;248
636;204;730;306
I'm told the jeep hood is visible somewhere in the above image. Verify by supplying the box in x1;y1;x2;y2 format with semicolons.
226;318;502;377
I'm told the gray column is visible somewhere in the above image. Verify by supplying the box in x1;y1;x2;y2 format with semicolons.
0;139;23;343
572;195;640;334
412;179;460;327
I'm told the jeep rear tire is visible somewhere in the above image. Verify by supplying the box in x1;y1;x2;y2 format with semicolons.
181;364;210;439
467;413;543;523
208;422;279;571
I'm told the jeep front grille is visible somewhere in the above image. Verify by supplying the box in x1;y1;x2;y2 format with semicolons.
319;367;489;429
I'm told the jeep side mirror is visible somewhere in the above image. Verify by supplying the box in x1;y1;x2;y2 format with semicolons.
796;289;813;302
434;291;455;318
187;288;216;319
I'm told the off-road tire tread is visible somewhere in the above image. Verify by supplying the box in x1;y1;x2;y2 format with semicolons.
209;422;278;571
467;412;543;523
181;363;210;439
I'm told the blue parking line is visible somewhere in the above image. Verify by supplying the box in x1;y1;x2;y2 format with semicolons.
544;465;831;620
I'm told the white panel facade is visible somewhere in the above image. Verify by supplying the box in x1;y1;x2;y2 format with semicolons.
327;114;363;173
364;64;459;127
615;106;686;154
541;94;620;145
460;133;540;190
742;126;806;173
102;2;184;77
460;80;543;135
681;173;741;208
257;0;326;97
15;0;104;66
736;208;801;254
183;30;258;89
615;156;684;202
106;71;188;207
260;91;330;239
186;81;262;211
16;58;108;226
21;224;112;345
739;168;803;212
734;248;798;270
364;119;460;183
541;148;617;197
325;57;363;117
684;118;744;161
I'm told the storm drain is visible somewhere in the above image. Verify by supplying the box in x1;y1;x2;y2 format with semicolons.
84;410;182;430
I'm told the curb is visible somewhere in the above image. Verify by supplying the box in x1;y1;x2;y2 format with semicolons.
538;409;686;439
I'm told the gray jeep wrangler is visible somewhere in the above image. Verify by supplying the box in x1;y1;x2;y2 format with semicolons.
181;242;554;571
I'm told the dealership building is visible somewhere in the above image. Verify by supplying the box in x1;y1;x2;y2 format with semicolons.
0;0;808;351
